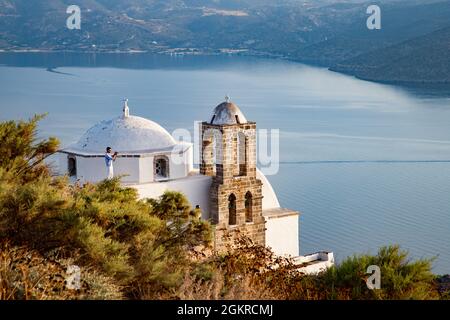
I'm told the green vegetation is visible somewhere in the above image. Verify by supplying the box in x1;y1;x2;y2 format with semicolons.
0;115;448;300
0;115;212;299
320;246;438;300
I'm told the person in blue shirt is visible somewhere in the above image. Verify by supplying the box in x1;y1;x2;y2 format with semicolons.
105;147;118;179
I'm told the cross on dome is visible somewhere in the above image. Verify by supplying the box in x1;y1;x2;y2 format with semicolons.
123;98;130;118
225;95;231;103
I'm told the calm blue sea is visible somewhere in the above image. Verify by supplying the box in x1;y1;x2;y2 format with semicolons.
1;53;450;273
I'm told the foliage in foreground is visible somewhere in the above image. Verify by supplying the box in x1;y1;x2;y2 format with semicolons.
0;115;447;300
0;115;212;299
167;239;442;300
0;243;122;300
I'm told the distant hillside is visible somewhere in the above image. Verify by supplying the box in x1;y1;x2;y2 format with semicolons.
331;26;450;83
0;0;330;52
291;0;450;66
1;0;450;83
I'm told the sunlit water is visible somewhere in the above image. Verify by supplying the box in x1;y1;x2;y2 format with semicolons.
1;53;450;273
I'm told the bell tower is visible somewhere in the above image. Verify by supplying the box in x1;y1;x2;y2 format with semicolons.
200;97;265;250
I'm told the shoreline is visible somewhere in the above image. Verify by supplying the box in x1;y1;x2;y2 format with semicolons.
1;49;449;86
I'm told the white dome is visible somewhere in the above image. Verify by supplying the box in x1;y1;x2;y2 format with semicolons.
256;168;281;209
70;115;176;153
210;100;248;125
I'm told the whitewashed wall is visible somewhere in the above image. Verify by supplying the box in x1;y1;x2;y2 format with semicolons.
133;174;212;220
56;153;67;176
168;146;193;180
186;146;194;173
75;156;106;182
265;214;299;257
58;153;140;183
257;169;280;209
139;157;153;183
294;252;335;274
74;156;140;183
57;147;193;184
112;157;141;183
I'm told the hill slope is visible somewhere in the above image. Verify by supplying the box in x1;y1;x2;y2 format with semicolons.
331;26;450;83
1;0;450;83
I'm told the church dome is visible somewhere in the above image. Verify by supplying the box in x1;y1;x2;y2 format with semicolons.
69;100;176;153
210;97;248;125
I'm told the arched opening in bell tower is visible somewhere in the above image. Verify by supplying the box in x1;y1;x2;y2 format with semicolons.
245;191;253;223
228;193;237;225
202;128;223;176
237;131;247;176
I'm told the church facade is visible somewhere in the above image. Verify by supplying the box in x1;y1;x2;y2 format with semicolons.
57;99;334;271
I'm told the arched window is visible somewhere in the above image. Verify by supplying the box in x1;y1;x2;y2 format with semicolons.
68;155;77;177
202;128;221;176
228;194;237;225
237;132;247;176
154;156;169;180
245;191;253;223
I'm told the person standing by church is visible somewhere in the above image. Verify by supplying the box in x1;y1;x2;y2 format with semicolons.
105;147;118;179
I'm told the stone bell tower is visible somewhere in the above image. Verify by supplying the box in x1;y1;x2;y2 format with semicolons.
200;97;266;250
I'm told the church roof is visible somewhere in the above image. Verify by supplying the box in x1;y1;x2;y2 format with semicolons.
67;100;176;154
210;97;248;125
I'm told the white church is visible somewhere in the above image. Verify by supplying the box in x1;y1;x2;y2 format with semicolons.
57;98;333;274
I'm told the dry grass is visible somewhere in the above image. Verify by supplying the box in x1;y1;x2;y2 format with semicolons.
0;243;122;300
172;271;278;300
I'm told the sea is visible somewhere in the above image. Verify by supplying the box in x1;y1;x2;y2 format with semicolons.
1;52;449;273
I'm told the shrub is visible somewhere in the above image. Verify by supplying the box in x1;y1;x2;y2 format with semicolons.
319;245;438;300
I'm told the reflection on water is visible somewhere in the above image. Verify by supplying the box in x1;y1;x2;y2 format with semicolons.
0;52;264;71
272;162;450;273
1;53;449;273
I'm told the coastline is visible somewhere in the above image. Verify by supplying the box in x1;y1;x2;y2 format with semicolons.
1;48;449;87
